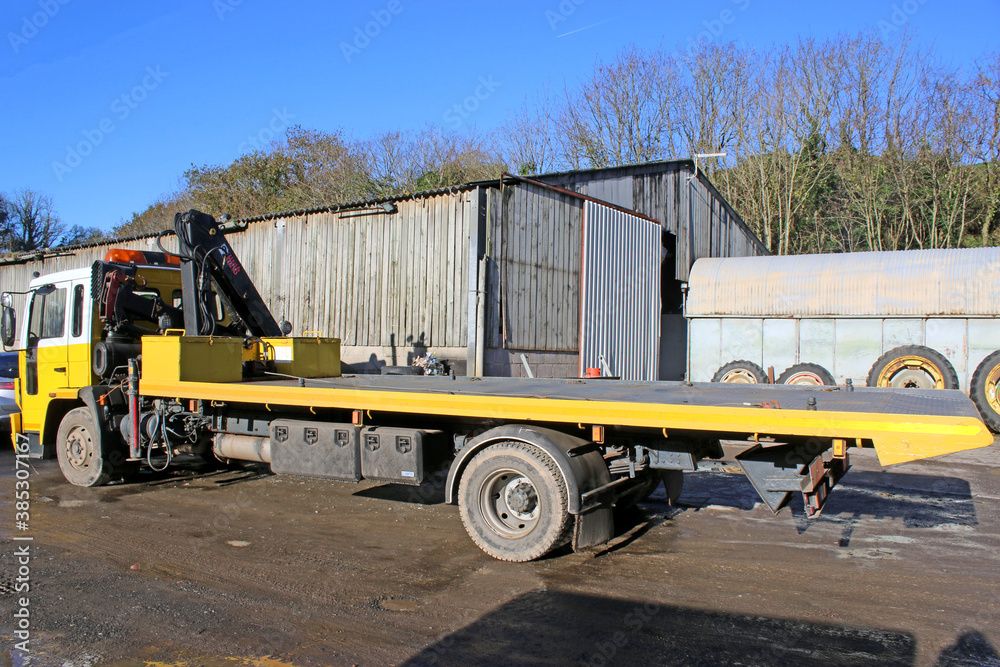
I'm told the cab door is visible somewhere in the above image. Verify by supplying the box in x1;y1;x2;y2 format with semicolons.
20;284;70;433
66;279;97;389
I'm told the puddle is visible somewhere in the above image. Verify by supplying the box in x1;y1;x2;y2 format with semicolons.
839;548;899;560
59;499;94;508
858;535;914;544
99;658;295;667
380;598;420;612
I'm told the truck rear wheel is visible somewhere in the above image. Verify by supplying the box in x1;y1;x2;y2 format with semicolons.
56;407;115;487
458;441;571;562
866;345;958;390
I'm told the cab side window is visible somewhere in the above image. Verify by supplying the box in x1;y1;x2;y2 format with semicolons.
71;285;84;338
28;287;67;342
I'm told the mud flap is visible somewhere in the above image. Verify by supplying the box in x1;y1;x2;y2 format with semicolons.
736;444;850;517
573;506;614;551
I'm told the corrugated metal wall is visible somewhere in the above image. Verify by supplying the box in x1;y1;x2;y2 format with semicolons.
580;202;661;380
687;248;1000;318
486;182;583;351
0;191;475;349
229;194;474;347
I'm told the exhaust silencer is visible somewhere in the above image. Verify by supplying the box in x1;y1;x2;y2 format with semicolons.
213;433;271;463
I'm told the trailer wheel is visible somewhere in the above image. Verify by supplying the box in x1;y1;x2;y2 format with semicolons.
458;441;571;562
866;345;958;390
777;363;836;386
970;350;1000;432
56;407;114;487
712;360;767;384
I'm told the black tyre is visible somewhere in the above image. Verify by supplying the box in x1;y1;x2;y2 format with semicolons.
613;470;661;510
777;363;836;387
711;360;767;384
458;441;571;562
56;407;117;487
866;345;959;390
970;350;1000;432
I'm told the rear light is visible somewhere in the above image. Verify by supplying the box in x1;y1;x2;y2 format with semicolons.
0;381;13;390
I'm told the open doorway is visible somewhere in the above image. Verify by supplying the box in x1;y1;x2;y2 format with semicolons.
659;230;687;380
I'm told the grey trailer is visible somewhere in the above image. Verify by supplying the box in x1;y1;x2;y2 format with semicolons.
685;247;1000;430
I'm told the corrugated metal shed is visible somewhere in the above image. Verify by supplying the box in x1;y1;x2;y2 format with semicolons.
535;160;768;280
687;248;1000;317
1;161;766;376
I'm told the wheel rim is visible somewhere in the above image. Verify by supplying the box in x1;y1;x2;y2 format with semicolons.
720;369;758;384
877;356;944;389
64;424;95;472
785;371;824;386
985;362;1000;414
479;469;539;538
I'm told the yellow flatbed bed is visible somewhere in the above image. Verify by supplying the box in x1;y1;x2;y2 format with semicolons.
138;373;994;466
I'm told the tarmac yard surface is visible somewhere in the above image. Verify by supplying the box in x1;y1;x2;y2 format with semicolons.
1;442;998;667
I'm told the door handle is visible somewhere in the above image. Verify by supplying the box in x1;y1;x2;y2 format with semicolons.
54;367;66;373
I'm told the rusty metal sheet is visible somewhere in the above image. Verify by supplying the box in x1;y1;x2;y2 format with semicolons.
579;201;660;380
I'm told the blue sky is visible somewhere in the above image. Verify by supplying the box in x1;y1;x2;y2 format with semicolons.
1;0;998;233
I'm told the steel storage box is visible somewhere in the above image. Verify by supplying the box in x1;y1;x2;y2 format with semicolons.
263;337;341;378
141;335;244;383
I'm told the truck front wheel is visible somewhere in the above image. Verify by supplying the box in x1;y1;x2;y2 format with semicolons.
56;407;115;487
458;441;572;562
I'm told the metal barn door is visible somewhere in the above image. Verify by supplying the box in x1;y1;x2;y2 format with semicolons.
580;201;661;380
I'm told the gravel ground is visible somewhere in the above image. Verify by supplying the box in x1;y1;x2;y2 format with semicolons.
1;439;998;666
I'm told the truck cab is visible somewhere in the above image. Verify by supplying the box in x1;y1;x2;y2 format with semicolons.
2;251;183;457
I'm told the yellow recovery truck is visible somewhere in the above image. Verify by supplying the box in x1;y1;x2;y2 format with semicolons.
2;210;993;561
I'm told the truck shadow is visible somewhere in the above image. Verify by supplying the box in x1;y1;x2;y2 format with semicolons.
352;470;449;505
642;469;977;547
402;590;997;666
799;470;978;547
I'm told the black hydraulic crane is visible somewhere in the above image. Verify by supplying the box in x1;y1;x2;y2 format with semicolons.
171;209;283;338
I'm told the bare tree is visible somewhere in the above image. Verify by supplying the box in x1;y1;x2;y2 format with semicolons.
553;46;684;169
964;52;1000;246
1;189;65;252
499;88;557;175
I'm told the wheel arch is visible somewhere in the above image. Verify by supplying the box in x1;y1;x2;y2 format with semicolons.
445;424;611;514
77;386;116;434
40;398;86;456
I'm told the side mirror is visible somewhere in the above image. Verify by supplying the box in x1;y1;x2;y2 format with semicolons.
1;305;15;348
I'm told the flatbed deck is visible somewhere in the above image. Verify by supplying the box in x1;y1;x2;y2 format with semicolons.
138;374;993;465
